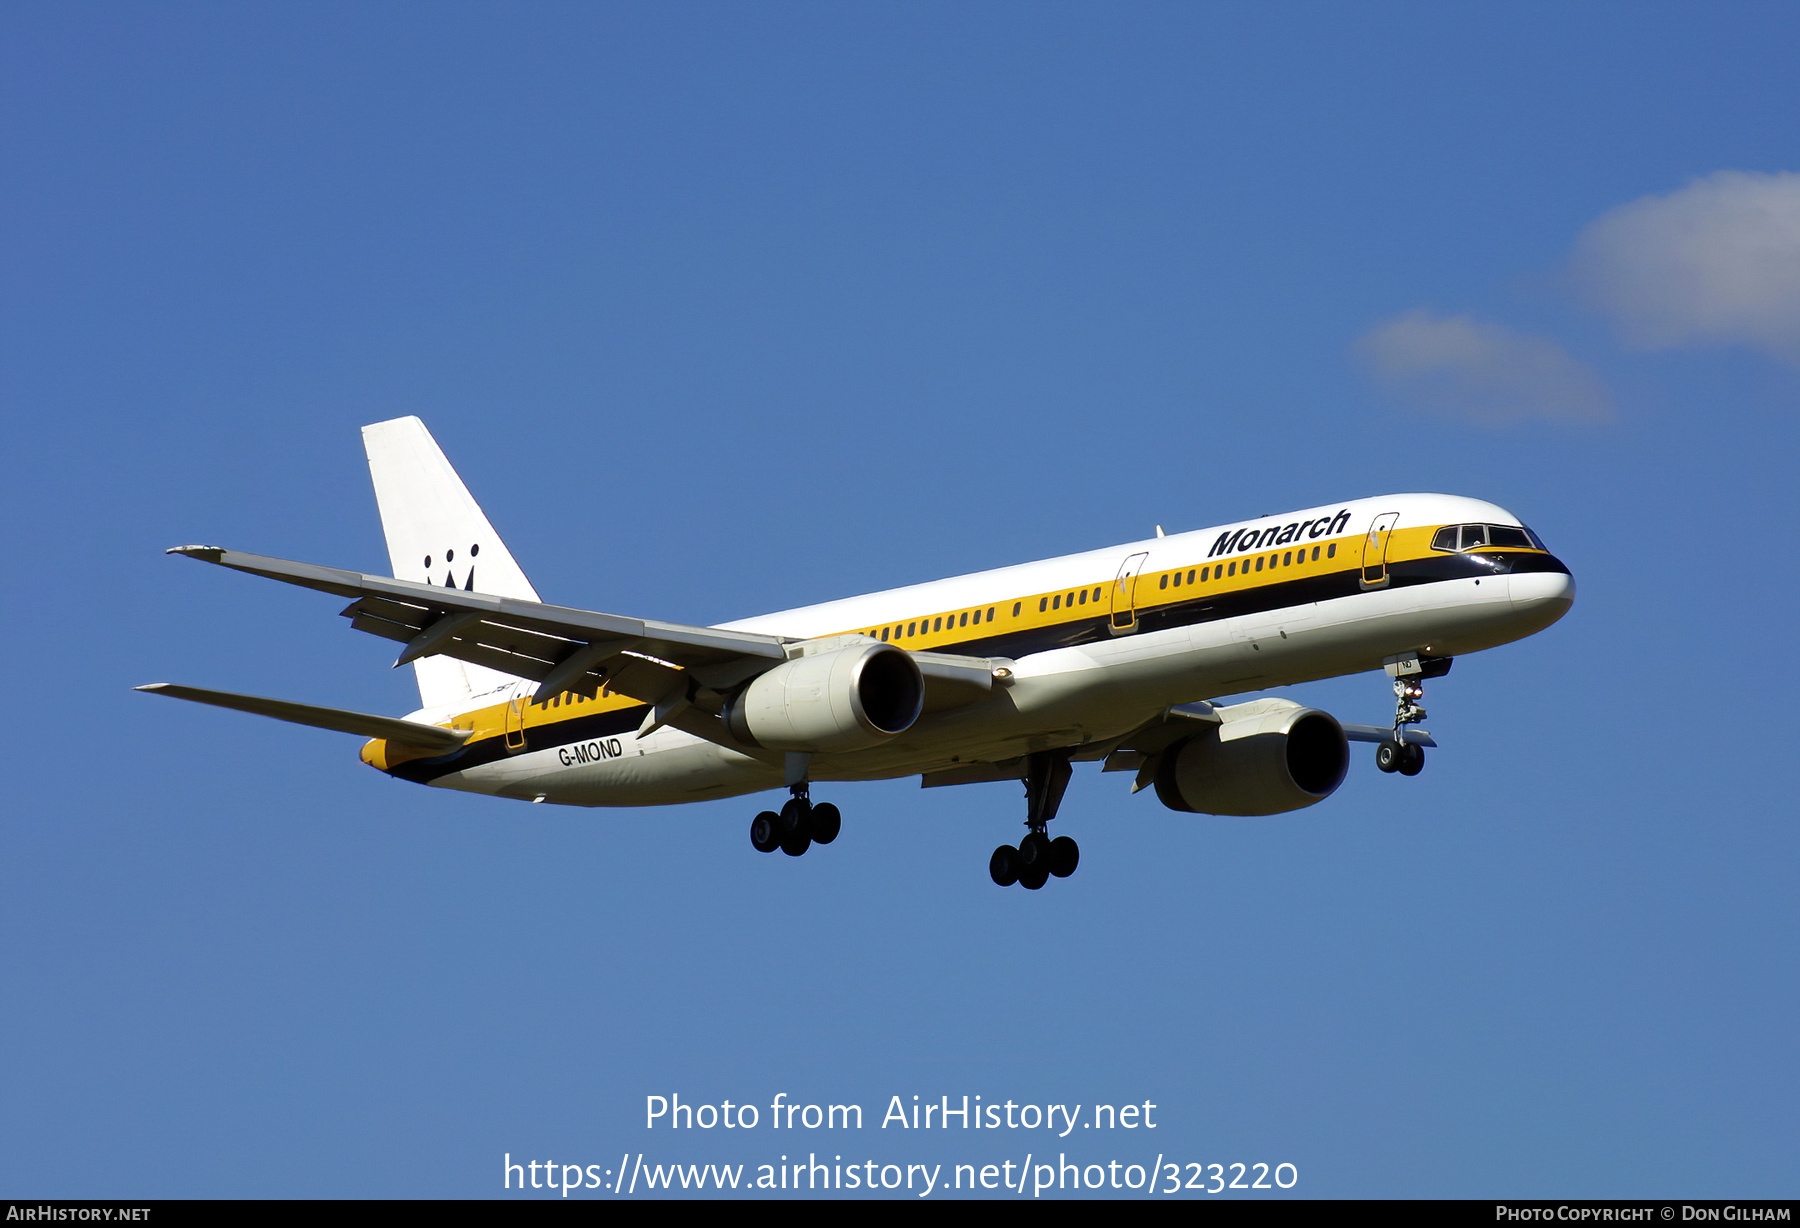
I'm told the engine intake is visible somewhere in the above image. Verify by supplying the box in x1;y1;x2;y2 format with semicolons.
1154;699;1349;816
725;642;923;753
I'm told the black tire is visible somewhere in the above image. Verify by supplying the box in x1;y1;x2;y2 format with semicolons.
750;811;781;853
989;845;1020;887
1398;741;1426;776
1019;863;1050;890
1376;741;1402;773
1049;835;1080;878
780;830;811;857
778;796;811;837
809;802;841;845
1019;831;1051;873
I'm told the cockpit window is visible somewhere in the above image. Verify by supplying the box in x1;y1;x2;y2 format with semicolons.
1433;522;1545;552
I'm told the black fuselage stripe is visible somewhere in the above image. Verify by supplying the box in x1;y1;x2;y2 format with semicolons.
391;551;1568;784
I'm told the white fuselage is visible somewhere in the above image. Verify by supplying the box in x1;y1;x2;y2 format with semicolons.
404;493;1574;807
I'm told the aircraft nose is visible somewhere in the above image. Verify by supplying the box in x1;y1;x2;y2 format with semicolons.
1509;568;1575;620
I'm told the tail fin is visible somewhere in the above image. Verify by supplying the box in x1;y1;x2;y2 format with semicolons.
362;416;540;710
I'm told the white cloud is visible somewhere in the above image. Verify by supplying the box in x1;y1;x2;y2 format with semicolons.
1355;310;1612;427
1572;170;1800;363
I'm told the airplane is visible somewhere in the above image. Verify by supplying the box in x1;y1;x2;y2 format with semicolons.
140;417;1575;890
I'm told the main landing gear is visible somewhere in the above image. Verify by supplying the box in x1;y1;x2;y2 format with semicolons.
990;750;1080;890
750;782;841;857
1375;655;1449;777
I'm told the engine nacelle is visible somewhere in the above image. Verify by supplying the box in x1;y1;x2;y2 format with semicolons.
724;642;924;753
1154;698;1349;816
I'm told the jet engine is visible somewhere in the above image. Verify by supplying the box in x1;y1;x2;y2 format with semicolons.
1154;698;1349;816
724;642;924;753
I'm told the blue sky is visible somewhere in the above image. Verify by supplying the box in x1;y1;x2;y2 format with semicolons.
3;2;1796;1198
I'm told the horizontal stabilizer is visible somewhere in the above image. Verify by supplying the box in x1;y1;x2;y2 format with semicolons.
134;683;471;750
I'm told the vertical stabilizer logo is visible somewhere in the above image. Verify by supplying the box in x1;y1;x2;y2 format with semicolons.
423;543;481;590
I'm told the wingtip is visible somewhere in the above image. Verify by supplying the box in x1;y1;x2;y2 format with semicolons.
135;683;169;693
166;544;225;561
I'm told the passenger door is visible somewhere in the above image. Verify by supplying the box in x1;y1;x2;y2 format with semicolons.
504;683;530;753
1360;512;1401;589
1110;552;1150;633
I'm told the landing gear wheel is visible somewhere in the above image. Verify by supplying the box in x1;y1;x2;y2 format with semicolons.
1018;831;1051;875
989;845;1020;887
778;796;811;837
1398;741;1426;776
1376;741;1402;773
750;811;781;853
1049;836;1079;878
808;802;841;845
779;830;812;856
1019;862;1050;890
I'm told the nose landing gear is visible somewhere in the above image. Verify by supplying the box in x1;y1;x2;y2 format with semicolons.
1376;653;1450;777
1375;736;1425;776
990;750;1080;889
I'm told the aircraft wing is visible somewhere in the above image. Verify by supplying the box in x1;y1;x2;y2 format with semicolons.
167;546;1006;743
